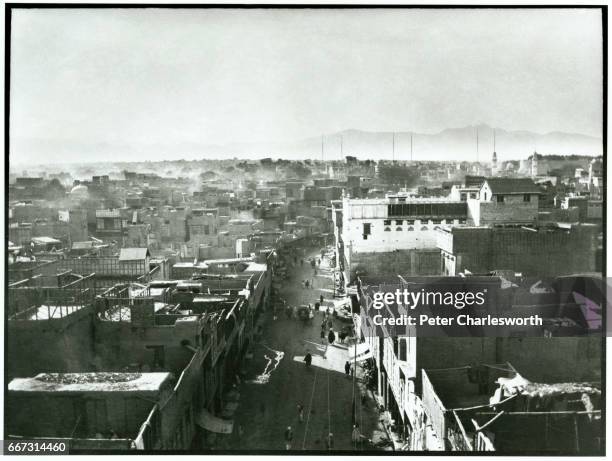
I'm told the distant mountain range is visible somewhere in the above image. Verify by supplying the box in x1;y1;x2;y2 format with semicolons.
11;124;602;165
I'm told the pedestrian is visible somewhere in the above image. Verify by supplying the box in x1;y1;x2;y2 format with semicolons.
303;352;312;367
327;318;333;330
305;279;309;289
320;328;326;344
326;432;334;450
300;259;304;267
310;278;314;289
320;294;324;304
315;301;320;311
317;258;321;266
328;329;336;345
285;426;294;450
297;404;304;422
345;361;351;376
352;424;361;444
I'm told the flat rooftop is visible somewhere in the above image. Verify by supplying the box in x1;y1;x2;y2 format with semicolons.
9;372;172;394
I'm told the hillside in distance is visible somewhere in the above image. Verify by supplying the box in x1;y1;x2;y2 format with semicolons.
11;124;602;165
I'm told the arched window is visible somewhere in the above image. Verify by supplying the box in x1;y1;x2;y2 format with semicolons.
384;227;391;232
407;226;414;231
396;227;402;232
421;226;428;231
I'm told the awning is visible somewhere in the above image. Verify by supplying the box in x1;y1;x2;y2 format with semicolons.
348;342;373;362
196;409;234;434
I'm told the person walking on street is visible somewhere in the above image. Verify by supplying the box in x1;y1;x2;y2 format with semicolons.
345;361;351;376
326;432;334;450
304;352;312;367
320;294;324;305
284;426;294;450
328;329;336;345
320;328;326;344
297;404;304;423
352;424;362;446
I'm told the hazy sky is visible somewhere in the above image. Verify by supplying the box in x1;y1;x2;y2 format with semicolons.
10;8;603;163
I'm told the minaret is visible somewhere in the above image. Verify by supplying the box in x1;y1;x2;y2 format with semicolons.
491;129;498;175
531;151;539;178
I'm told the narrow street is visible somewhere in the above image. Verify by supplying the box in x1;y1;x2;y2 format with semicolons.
228;247;384;451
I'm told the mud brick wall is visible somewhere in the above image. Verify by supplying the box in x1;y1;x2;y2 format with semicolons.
452;226;598;277
7;307;96;379
350;249;441;282
479;197;539;226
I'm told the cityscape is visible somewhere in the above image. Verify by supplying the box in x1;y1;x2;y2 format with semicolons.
5;6;605;456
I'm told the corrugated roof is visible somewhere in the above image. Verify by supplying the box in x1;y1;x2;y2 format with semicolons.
484;178;541;194
119;248;150;261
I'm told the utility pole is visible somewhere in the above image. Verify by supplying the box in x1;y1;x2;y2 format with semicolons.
321;135;324;162
392;132;395;162
476;128;479;163
410;132;413;162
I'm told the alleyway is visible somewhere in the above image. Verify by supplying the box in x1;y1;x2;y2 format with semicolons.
227;247;384;451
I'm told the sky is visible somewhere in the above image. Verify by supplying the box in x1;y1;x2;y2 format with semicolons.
10;8;603;164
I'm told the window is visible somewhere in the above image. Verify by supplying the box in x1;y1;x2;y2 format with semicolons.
523;194;531;202
395;220;403;225
407;226;414;231
396;227;402;231
421;226;428;231
384;227;391;232
363;223;371;240
496;195;505;203
384;220;391;226
432;219;441;224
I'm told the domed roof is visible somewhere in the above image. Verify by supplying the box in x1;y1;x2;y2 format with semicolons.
70;184;89;195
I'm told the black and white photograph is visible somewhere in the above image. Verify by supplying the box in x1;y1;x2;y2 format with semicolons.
3;4;606;456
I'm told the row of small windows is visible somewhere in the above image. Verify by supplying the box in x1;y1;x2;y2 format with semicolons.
385;226;430;231
364;221;467;238
383;219;461;226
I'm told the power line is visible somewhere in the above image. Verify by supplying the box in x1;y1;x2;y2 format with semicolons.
302;368;319;450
